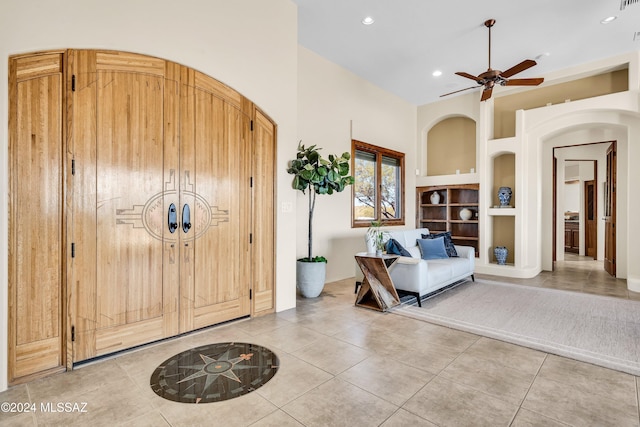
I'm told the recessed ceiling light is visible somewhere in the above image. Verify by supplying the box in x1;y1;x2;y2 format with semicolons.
362;16;375;25
601;16;617;24
432;70;442;77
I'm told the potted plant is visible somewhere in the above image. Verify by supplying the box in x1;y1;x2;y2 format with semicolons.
287;142;354;297
366;220;387;255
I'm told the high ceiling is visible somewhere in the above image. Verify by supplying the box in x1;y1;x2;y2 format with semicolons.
292;0;640;105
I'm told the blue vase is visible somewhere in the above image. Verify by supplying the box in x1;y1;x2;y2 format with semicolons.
494;246;508;265
498;187;512;207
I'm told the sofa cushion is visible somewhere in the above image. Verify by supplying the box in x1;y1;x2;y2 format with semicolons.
447;257;472;277
425;260;454;288
388;228;428;250
407;246;421;258
422;231;458;257
417;237;449;260
386;238;411;257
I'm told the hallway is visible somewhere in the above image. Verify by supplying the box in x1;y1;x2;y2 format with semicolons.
479;253;639;301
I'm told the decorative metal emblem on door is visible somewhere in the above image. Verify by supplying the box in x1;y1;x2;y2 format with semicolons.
116;170;229;241
182;203;191;233
168;203;178;233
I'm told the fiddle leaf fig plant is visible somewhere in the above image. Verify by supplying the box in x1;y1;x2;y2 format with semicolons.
288;142;354;262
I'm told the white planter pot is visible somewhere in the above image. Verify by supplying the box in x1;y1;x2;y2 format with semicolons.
296;260;327;298
365;235;376;254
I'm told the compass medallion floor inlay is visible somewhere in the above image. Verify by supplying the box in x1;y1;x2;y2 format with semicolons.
150;342;279;404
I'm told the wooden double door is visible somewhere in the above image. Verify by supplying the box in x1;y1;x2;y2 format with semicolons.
8;50;276;383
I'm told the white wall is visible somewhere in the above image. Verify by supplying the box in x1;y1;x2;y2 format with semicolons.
0;0;298;392
297;46;417;283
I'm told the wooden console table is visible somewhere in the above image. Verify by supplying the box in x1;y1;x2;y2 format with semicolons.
354;254;401;312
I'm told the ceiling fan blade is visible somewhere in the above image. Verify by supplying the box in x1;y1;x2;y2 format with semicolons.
440;86;478;97
505;77;544;86
455;71;482;82
500;59;537;78
480;86;493;102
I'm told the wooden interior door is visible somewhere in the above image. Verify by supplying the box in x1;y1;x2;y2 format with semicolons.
8;52;66;382
604;142;616;276
584;180;596;258
179;72;251;331
69;51;180;361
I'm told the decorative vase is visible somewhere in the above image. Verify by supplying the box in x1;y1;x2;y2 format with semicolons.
498;186;512;207
430;191;440;204
494;246;508;265
296;260;327;298
365;235;376;254
459;208;472;221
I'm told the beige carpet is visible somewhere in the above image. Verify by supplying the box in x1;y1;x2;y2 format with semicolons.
393;279;640;376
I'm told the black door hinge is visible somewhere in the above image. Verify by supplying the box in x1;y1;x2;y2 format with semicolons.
71;159;75;176
249;233;253;244
71;326;75;342
71;243;75;258
250;177;253;188
249;289;252;300
71;75;76;92
250;120;254;131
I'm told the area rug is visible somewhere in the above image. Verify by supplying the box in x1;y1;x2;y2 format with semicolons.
150;342;279;403
392;279;640;376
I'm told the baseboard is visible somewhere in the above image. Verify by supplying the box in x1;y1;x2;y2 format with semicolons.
627;275;640;293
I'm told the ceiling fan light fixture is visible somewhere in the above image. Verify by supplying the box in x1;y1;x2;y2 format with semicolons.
361;16;375;25
432;70;442;77
601;16;617;24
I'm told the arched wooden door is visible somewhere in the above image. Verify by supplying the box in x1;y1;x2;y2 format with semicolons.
9;49;273;382
68;51;251;362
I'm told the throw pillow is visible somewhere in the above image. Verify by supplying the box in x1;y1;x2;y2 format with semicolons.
417;237;449;260
421;231;458;257
386;238;412;257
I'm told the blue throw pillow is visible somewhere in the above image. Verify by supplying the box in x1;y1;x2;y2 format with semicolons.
422;231;458;257
417;237;449;260
386;238;412;257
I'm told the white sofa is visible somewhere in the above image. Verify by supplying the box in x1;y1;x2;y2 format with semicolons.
356;228;475;307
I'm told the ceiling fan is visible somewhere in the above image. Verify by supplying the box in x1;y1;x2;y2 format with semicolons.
441;19;544;101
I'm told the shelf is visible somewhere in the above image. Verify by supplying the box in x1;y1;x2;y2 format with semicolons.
417;184;479;258
488;207;516;216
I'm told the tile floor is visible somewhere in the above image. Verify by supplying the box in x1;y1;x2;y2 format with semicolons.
1;255;639;426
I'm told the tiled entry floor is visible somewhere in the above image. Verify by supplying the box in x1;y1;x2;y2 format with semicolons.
1;278;639;426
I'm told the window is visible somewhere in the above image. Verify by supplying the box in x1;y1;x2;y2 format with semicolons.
352;140;405;227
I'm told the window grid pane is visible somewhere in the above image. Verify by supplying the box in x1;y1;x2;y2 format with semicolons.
354;150;376;221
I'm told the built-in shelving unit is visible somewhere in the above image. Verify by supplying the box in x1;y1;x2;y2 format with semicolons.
417;184;479;257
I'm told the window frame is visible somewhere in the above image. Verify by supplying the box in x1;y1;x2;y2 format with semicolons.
351;139;405;228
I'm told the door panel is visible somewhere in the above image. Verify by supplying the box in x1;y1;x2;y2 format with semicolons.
9;53;66;382
180;84;251;331
604;142;616;276
70;50;178;360
68;50;98;362
252;110;277;315
584;180;596;258
93;68;168;353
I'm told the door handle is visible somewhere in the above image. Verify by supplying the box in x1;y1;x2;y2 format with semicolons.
168;203;178;233
182;203;191;233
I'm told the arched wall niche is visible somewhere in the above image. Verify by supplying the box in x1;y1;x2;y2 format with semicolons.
424;115;477;176
488;151;516;265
